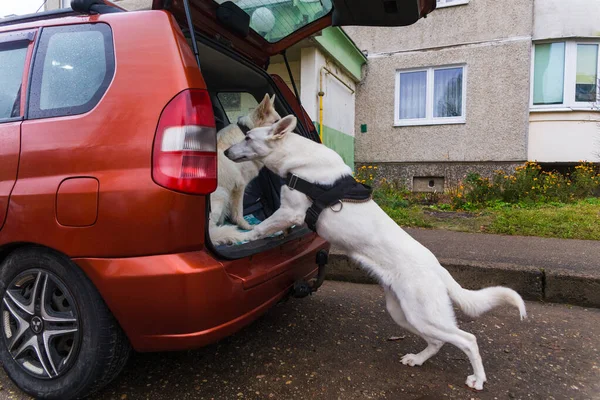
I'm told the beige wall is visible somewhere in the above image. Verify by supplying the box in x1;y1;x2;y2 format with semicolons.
534;0;600;40
529;112;600;162
344;0;533;55
355;39;531;163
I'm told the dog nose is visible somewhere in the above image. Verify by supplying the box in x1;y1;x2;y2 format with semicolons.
224;148;230;157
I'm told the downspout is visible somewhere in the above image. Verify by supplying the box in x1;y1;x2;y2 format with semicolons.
318;66;355;143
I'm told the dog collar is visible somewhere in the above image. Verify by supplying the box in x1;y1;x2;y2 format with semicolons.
237;121;251;135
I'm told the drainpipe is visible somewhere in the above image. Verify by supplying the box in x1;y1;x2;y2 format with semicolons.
318;66;356;143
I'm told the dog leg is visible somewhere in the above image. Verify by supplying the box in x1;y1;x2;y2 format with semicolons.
238;206;303;242
230;187;253;230
400;300;487;390
210;187;229;226
384;288;444;366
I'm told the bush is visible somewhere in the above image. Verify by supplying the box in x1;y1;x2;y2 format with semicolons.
450;161;600;210
354;165;378;186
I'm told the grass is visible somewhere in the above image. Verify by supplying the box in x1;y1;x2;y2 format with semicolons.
487;198;600;240
375;193;600;240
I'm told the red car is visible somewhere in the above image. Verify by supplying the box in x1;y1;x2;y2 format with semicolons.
0;0;435;398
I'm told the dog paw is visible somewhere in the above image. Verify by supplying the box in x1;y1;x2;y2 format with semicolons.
237;221;254;231
465;374;486;391
400;354;423;367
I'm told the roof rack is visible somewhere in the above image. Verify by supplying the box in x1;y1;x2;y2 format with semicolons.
0;1;124;28
0;8;77;27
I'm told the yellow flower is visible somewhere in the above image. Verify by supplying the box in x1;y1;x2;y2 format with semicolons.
533;178;537;181
374;166;378;169
361;166;366;170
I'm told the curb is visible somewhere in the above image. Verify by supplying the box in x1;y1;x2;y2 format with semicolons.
325;253;600;308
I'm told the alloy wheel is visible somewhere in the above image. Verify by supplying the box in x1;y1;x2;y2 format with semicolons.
2;269;81;379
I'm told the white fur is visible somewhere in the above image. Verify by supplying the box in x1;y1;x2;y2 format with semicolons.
209;94;280;245
224;115;527;390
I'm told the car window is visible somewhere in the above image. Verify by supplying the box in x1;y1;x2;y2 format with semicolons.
213;0;333;44
0;43;28;120
28;23;115;119
217;92;259;123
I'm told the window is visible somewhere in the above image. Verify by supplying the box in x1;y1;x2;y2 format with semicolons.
532;41;600;109
28;24;115;119
436;0;469;8
576;44;598;102
533;43;565;105
395;65;466;126
213;0;333;44
217;92;259;123
0;42;28;120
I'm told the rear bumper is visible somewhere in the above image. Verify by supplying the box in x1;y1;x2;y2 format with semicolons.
74;234;328;352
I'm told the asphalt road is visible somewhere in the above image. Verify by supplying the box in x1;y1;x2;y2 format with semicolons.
1;281;599;400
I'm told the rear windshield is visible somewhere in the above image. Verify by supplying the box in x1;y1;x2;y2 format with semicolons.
214;0;332;43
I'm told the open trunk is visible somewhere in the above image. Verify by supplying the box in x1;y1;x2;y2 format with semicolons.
163;0;436;258
192;35;314;258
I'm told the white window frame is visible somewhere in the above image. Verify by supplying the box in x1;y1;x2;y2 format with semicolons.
436;0;470;9
530;40;600;112
394;65;467;127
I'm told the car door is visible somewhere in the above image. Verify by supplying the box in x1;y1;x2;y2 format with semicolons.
0;30;35;231
152;0;436;66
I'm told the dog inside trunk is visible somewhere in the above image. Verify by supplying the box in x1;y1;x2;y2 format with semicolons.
191;37;313;258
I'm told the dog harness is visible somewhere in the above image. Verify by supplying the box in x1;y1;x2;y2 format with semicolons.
286;173;373;231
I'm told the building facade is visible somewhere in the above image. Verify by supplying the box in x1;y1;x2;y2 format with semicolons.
345;0;600;191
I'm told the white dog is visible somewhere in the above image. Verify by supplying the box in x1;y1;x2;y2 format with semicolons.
223;115;526;390
210;94;280;245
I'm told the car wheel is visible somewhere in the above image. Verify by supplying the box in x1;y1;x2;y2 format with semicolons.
0;246;131;400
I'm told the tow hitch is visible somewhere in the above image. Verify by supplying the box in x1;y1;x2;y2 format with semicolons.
291;250;328;298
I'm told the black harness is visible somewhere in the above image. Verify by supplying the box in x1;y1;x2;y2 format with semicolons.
286;173;372;231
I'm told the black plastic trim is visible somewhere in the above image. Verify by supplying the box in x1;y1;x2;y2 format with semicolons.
0;30;35;44
0;117;24;124
213;226;313;259
23;28;42;121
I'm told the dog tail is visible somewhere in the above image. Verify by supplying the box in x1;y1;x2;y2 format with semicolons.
437;266;527;320
209;223;248;246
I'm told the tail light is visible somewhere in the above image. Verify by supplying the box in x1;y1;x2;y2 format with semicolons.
152;89;217;194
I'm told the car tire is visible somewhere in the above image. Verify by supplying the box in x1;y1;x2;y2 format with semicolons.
0;246;131;400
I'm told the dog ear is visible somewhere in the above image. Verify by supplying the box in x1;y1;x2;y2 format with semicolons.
270;115;296;140
255;93;271;115
269;94;276;106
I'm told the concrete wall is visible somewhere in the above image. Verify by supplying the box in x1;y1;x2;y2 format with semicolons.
534;0;600;40
529;112;600;162
344;0;533;55
354;39;532;163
